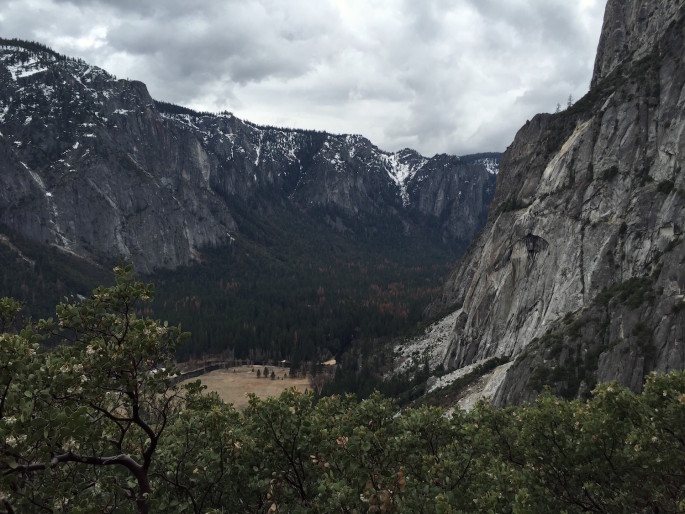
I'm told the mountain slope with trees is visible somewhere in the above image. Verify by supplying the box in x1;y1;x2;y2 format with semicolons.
0;37;498;363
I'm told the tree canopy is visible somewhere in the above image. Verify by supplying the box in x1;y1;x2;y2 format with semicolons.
1;268;684;512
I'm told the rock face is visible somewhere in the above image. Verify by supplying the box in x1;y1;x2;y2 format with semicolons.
0;41;497;272
427;0;685;404
592;0;683;87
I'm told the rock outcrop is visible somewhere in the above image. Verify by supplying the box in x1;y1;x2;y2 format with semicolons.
425;0;685;404
0;41;497;272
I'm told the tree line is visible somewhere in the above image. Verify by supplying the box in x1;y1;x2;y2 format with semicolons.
1;268;683;513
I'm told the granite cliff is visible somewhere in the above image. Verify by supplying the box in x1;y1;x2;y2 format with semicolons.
410;0;684;405
0;40;497;273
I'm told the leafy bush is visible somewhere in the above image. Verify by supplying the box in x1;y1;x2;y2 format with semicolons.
594;276;654;308
656;180;674;194
600;165;619;181
2;271;684;513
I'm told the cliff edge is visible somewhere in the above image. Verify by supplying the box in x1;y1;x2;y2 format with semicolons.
423;0;684;405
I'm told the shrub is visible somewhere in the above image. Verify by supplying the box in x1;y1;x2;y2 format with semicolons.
656;180;674;194
600;165;619;181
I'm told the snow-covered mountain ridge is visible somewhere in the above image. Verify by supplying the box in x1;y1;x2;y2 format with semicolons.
0;39;499;272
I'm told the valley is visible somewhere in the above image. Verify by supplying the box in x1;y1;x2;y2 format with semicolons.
0;37;498;374
1;0;685;511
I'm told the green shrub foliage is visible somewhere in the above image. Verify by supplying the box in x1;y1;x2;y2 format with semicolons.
1;269;684;513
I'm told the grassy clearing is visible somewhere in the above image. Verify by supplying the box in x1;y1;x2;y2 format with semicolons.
182;365;311;409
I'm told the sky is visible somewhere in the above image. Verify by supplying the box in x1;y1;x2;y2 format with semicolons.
1;0;607;157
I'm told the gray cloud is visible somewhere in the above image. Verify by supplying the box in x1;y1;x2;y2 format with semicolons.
0;0;607;156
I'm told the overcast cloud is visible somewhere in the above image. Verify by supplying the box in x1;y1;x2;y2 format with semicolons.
1;0;606;156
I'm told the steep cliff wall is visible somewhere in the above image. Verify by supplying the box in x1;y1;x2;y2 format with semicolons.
0;43;497;272
592;0;683;86
425;0;685;404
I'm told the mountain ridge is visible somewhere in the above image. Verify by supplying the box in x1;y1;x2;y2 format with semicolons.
0;38;500;363
0;38;498;273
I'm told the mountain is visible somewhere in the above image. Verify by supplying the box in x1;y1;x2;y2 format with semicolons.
0;38;498;362
400;0;684;406
0;38;497;273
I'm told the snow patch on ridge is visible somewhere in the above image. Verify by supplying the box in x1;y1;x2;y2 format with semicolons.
20;161;46;191
474;157;499;175
381;152;426;206
5;55;49;80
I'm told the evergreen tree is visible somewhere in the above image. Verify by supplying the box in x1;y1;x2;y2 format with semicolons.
2;270;683;513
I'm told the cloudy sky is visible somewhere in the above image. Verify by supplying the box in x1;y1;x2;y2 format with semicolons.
2;0;606;156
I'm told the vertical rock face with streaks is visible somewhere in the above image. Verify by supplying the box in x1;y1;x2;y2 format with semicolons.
429;0;685;404
0;42;497;273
